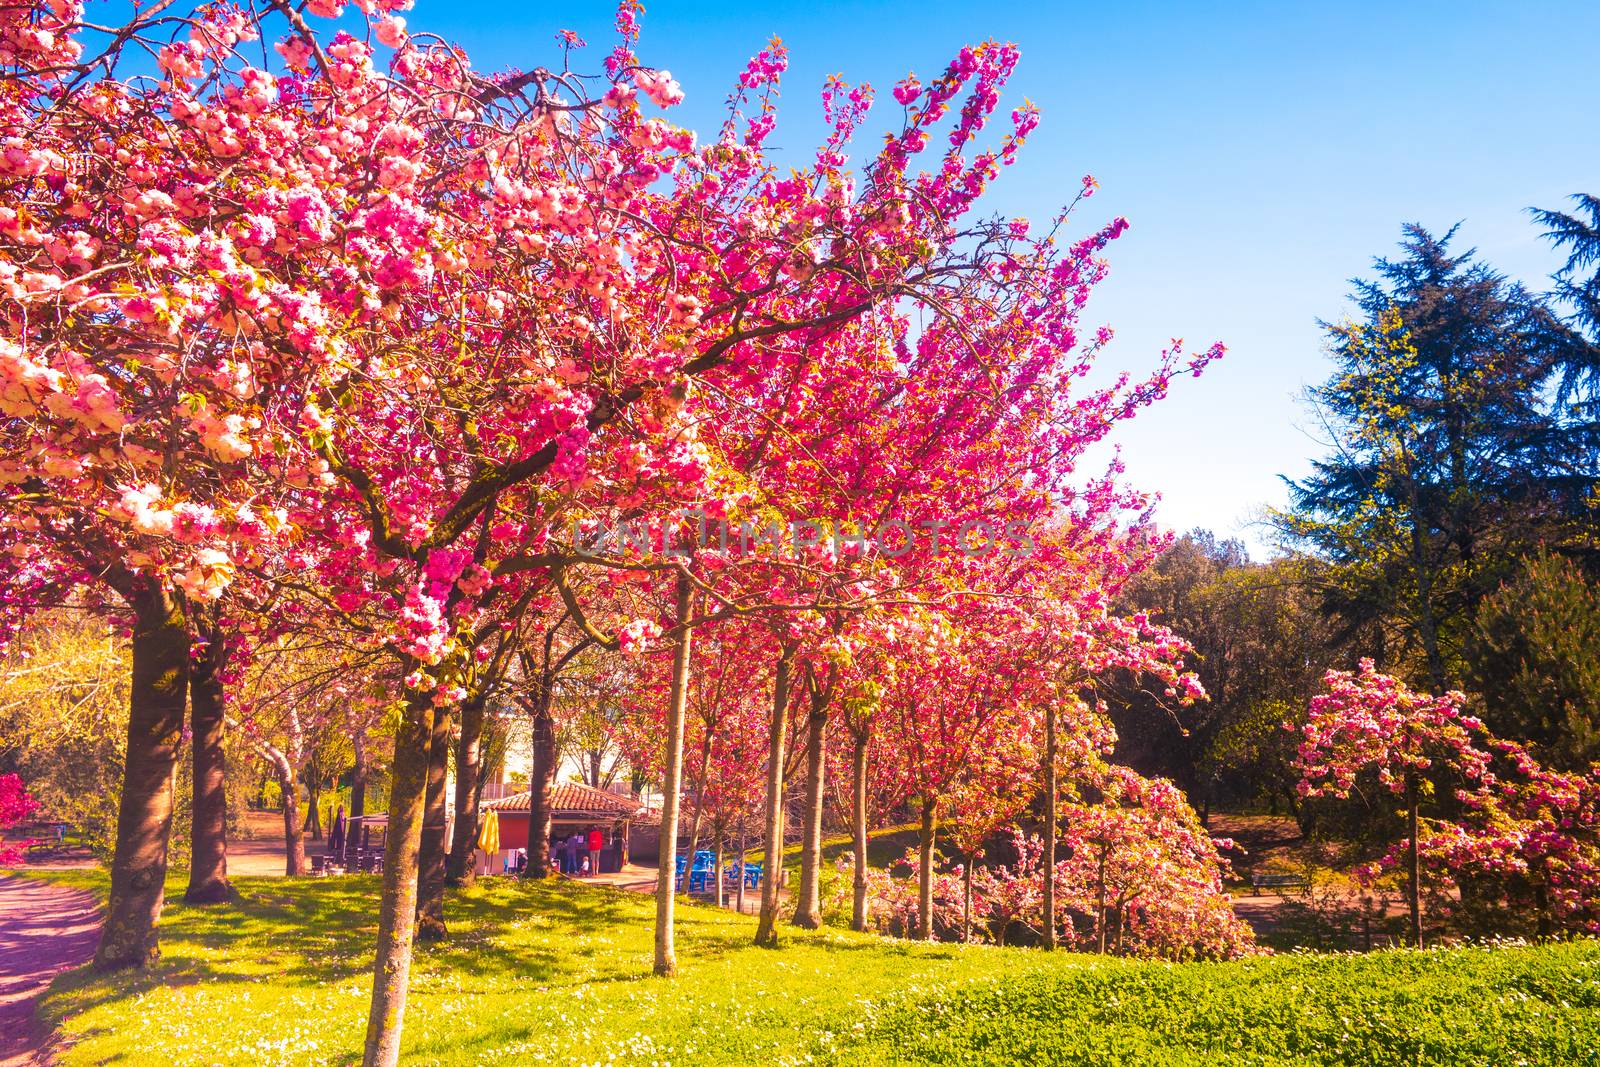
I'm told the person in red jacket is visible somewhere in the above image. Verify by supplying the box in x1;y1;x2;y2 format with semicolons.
587;826;604;876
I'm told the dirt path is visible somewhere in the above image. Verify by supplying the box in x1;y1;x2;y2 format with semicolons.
0;876;99;1066
24;811;297;878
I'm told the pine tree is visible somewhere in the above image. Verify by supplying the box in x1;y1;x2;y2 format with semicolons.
1278;225;1596;690
1469;551;1600;770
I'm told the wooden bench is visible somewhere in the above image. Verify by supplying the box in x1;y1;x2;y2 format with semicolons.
1251;872;1310;894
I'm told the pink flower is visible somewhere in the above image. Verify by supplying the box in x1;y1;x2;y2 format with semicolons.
633;68;684;108
375;15;407;48
617;618;662;655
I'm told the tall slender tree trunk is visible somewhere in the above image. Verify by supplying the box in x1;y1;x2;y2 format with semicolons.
792;702;828;929
278;764;308;876
917;792;938;942
684;737;711;878
362;690;435;1067
714;831;725;909
962;851;974;943
1042;705;1057;951
736;816;747;915
753;647;795;947
1096;853;1109;954
95;586;189;970
653;576;694;976
446;697;486;885
303;782;323;840
1406;770;1422;948
347;733;368;862
850;730;870;933
524;687;556;879
184;639;230;905
1402;451;1449;692
350;741;368;819
415;702;454;941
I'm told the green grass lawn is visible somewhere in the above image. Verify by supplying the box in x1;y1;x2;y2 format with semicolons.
28;870;1600;1066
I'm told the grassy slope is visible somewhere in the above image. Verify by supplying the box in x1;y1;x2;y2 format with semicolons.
27;870;1600;1066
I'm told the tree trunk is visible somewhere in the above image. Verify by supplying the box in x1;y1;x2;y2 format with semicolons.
714;833;725;909
303;781;323;840
1407;770;1422;948
736;816;747;916
962;851;973;943
917;792;938;941
446;697;486;885
850;730;870;933
1096;853;1109;954
524;688;556;879
753;647;795;947
415;702;454;942
1403;451;1450;693
351;738;368;819
278;764;308;876
362;691;434;1067
791;703;828;929
95;586;189;970
653;576;694;976
184;641;230;905
1042;705;1057;951
347;733;368;862
684;744;708;881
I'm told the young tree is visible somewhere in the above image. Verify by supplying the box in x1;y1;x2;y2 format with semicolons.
1293;659;1481;947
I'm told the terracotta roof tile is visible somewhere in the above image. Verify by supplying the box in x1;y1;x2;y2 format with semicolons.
481;782;643;817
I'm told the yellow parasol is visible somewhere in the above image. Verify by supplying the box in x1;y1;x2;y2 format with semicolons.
476;808;500;858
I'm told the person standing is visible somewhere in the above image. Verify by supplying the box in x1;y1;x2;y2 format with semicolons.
587;825;604;876
562;830;580;875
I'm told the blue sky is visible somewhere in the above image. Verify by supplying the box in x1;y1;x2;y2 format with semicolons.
418;0;1599;553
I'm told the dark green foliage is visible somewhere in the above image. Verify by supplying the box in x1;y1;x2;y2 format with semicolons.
1105;533;1334;812
1280;224;1597;691
1469;551;1600;770
1532;193;1600;346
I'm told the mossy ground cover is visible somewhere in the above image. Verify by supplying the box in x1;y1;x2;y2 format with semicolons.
25;869;1600;1065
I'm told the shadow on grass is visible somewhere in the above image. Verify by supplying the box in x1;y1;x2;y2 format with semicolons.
41;863;970;1065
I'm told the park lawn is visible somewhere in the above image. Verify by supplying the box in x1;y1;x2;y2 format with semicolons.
29;870;1600;1066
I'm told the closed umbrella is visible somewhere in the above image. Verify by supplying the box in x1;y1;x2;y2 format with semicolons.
477;808;500;868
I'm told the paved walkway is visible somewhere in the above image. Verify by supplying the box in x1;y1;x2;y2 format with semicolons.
0;876;99;1066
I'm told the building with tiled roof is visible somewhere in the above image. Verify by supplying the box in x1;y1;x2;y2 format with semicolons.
481;782;644;817
476;782;647;874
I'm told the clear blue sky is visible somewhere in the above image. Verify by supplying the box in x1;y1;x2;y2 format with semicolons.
417;0;1599;553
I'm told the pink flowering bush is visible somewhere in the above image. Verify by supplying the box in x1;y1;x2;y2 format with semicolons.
829;849;964;939
1294;660;1600;939
834;788;1254;960
0;772;38;865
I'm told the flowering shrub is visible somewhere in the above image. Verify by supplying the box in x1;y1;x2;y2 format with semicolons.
0;772;38;865
1294;660;1600;939
834;791;1255;960
830;849;964;940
